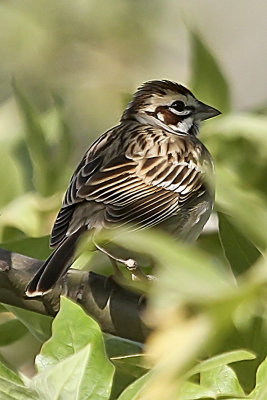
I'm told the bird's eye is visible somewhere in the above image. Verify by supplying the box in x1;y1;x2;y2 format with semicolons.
170;100;185;112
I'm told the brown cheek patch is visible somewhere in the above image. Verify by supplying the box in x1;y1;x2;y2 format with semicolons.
156;106;181;126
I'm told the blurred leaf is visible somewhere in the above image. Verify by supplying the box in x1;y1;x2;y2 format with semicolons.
0;191;60;239
203;114;267;148
4;305;52;343
1;226;26;243
52;94;73;176
197;231;224;261
34;297;114;399
139;314;212;400
218;212;262;276
188;350;255;377
110;228;233;308
13;82;53;196
215;166;267;250
1;235;50;260
0;319;27;346
0;304;7;313
190;30;231;113
117;371;152;400
121;92;132;109
203;115;267;203
200;365;245;397
13;139;35;192
13;84;74;198
0;193;41;238
196;230;233;280
0;359;38;400
0;146;24;208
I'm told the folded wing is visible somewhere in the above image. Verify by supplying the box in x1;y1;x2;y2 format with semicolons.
50;126;211;246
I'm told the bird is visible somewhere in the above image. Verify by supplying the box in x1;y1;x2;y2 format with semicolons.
26;80;220;297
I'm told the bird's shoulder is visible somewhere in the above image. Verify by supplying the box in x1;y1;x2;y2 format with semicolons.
116;122;214;177
77;121;211;167
67;122;213;197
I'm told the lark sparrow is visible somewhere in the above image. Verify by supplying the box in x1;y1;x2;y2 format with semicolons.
26;80;220;296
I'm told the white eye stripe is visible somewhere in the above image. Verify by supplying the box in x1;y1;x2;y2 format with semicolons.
169;107;192;116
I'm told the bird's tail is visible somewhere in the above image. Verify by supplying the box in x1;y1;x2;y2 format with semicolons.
25;227;85;297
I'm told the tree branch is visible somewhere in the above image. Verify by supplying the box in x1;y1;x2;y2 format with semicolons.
0;247;149;342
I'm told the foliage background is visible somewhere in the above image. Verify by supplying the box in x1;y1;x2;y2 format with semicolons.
0;1;267;399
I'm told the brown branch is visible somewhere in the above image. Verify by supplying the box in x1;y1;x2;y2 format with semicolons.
0;248;150;342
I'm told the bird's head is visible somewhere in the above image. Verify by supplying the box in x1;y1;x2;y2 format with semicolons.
121;80;221;136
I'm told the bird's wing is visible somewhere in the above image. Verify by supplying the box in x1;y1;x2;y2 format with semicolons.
50;129;113;246
51;124;212;246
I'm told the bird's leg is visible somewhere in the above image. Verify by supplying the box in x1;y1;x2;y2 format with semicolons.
92;238;147;281
108;256;122;276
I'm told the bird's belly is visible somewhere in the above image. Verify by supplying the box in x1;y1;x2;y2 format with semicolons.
158;198;213;242
67;194;213;242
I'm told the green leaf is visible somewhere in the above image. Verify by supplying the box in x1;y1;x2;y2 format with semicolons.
13;139;35;192
52;95;73;180
0;319;27;346
13;83;53;196
200;365;245;397
104;334;143;358
111;355;149;378
0;193;42;238
0;146;24;208
202;115;267;202
188;350;255;377
0;357;24;385
117;371;152;400
13;85;74;197
0;382;38;400
250;356;267;399
1;235;51;260
109;354;148;400
34;297;114;399
215;166;267;250
215;314;267;394
110;369;143;400
1;226;26;243
0;359;38;400
0;304;7;313
179;381;214;399
4;305;52;342
33;345;101;400
218;212;262;276
104;335;146;400
202;114;267;149
190;30;231;113
197;231;225;262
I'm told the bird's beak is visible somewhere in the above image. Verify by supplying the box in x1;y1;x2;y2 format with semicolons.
196;101;221;121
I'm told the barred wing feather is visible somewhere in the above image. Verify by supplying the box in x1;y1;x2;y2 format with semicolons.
50;126;210;246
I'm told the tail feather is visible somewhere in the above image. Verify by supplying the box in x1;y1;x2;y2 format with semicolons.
25;228;85;297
